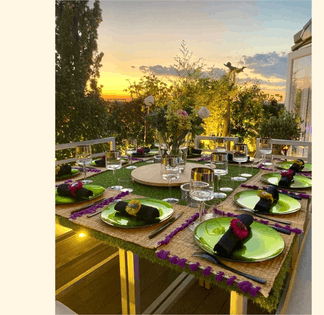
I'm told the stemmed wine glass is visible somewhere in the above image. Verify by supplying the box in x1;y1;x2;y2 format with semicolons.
126;139;138;170
232;144;248;181
259;138;273;166
76;145;92;184
215;138;226;152
189;167;214;230
106;150;123;190
161;155;180;204
210;152;228;199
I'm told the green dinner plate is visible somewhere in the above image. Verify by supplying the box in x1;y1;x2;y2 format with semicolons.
194;217;285;262
261;172;312;189
234;190;301;215
91;159;127;167
101;198;174;228
56;168;80;180
275;161;312;172
55;184;105;204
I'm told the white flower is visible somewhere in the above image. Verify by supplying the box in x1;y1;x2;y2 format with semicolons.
198;106;210;119
144;95;155;106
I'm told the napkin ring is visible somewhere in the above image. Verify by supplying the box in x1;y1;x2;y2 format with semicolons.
230;219;249;240
126;200;141;216
56;166;60;175
69;182;83;196
280;169;294;179
257;190;274;203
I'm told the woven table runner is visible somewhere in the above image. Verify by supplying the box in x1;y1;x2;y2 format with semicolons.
156;169;310;298
55;189;198;250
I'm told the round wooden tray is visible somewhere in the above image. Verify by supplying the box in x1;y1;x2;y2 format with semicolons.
131;162;204;187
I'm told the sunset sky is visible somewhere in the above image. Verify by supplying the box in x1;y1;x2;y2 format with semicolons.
94;0;311;101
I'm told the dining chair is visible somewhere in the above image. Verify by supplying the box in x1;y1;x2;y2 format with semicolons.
55;301;78;314
275;221;311;314
194;135;239;153
255;138;312;163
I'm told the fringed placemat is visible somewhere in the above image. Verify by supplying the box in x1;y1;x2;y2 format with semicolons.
154;169;309;299
55;189;199;250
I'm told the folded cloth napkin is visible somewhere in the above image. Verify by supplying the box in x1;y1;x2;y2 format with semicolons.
188;147;202;155
213;214;253;257
114;200;160;221
94;156;105;167
56;165;72;177
254;185;279;213
278;169;295;188
132;147;150;156
57;182;93;199
289;159;305;172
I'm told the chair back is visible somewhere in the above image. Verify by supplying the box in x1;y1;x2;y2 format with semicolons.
55;137;116;166
194;136;239;153
255;138;312;163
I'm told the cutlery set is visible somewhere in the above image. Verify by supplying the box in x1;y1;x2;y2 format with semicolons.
192;252;267;284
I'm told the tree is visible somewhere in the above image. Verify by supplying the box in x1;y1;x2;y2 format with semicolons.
55;0;109;146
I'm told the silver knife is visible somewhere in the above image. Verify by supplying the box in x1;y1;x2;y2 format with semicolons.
235;208;292;225
149;212;184;239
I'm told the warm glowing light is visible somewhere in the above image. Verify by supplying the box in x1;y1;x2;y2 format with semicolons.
78;233;86;238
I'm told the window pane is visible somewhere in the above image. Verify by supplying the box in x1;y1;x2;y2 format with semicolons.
289;55;312;142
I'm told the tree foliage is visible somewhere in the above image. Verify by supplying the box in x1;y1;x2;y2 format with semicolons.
55;0;109;146
259;108;302;140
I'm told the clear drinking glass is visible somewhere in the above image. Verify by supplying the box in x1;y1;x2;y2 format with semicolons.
178;145;187;173
215;138;226;152
259;138;273;166
76;145;92;184
125;139;137;170
210;152;228;199
161;155;180;204
232;144;248;181
189;167;215;229
106;150;123;190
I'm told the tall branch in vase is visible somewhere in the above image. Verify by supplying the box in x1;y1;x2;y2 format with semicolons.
223;62;246;138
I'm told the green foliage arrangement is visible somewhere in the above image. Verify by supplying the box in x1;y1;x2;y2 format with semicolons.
55;0;109;149
231;83;266;142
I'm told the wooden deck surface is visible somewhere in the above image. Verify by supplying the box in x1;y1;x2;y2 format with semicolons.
55;223;275;315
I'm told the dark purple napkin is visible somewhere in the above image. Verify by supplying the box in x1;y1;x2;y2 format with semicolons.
56;165;72;177
214;214;253;257
114;200;160;221
57;183;93;200
254;186;279;213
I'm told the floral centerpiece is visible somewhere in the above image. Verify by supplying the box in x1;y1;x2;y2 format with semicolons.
144;95;210;155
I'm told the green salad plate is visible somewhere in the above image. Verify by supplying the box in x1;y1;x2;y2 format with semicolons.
55;184;105;205
194;217;285;262
275;161;312;172
261;172;312;189
234;190;301;215
56;168;80;180
101;198;174;228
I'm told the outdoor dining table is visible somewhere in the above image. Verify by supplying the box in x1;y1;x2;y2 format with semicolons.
55;160;311;315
